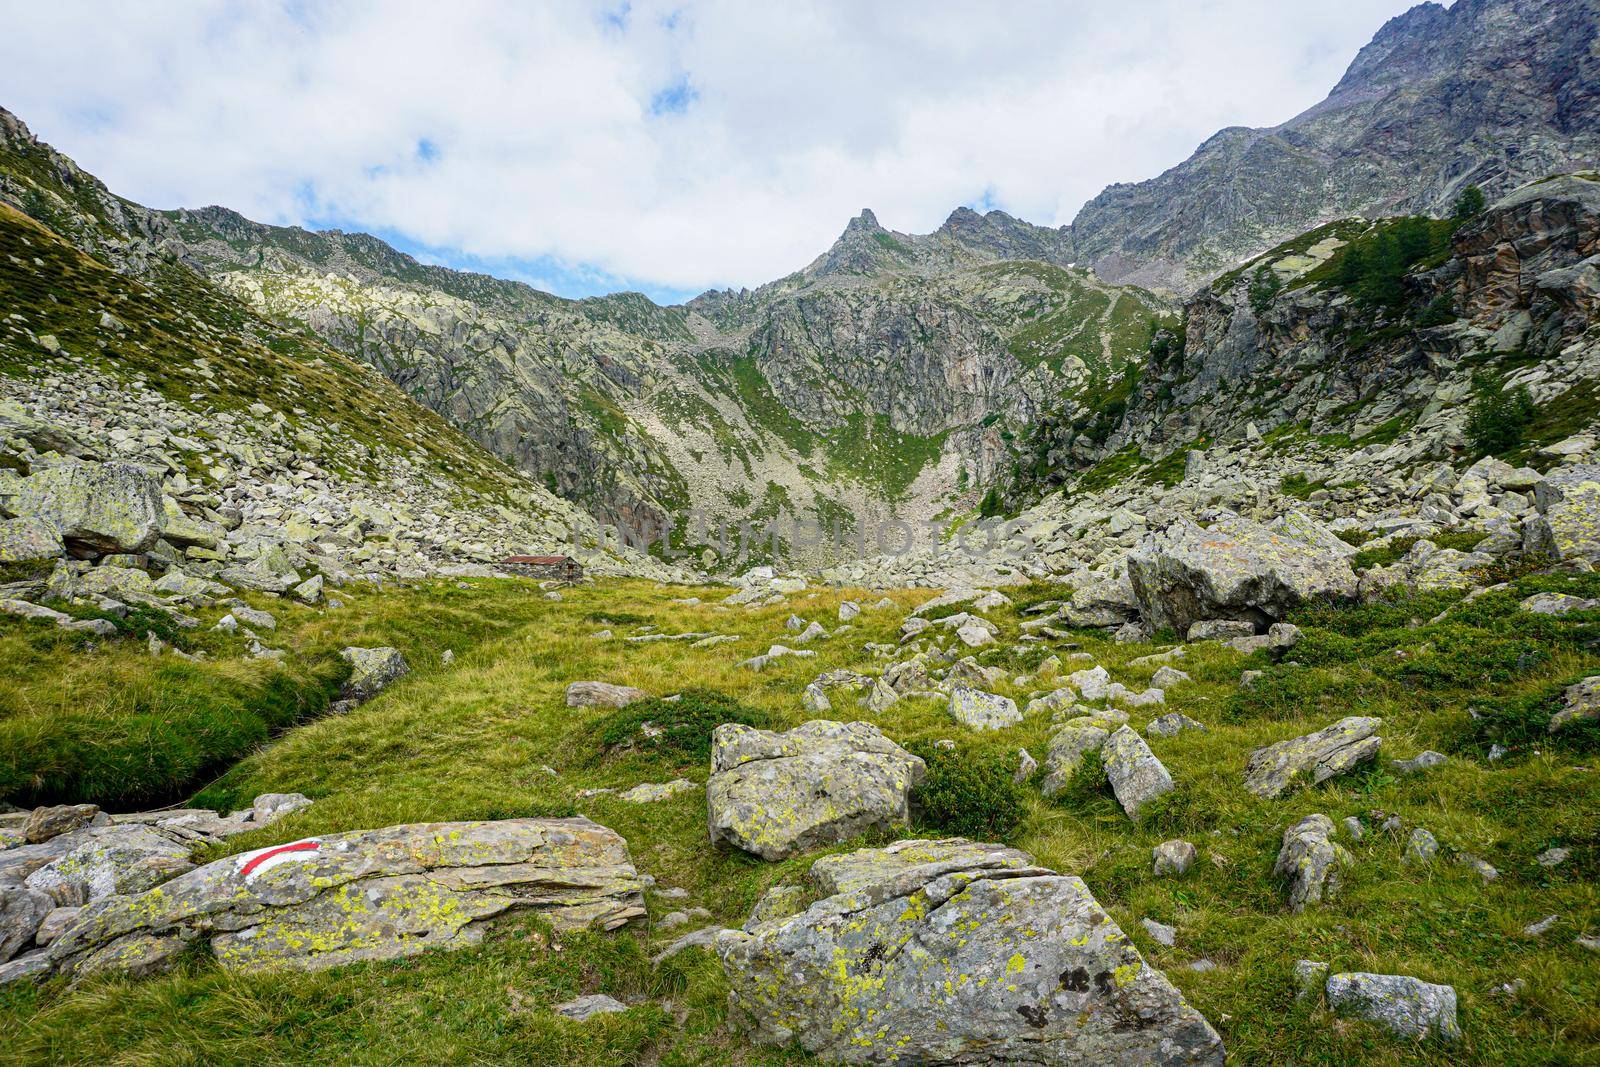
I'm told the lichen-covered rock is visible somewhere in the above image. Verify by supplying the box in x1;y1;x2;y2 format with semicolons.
338;646;411;704
10;462;163;556
1325;972;1460;1041
715;837;1225;1065
36;818;645;980
23;824;198;905
1146;712;1207;739
23;804;102;844
0;517;62;563
1243;717;1382;799
707;721;924;861
1526;464;1600;563
1102;726;1174;820
1040;716;1115;796
1274;814;1352;912
1128;514;1357;634
1550;676;1600;733
0;886;52;962
949;687;1021;730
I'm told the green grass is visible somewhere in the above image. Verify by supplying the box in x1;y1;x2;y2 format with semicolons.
1;577;1596;1063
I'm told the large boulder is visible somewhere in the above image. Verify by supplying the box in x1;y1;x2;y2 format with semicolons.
338;646;410;704
1525;464;1600;563
706;721;924;861
715;837;1225;1064
1102;726;1174;820
1244;717;1382;799
949;687;1021;730
0;517;63;563
1127;514;1357;634
9;462;163;557
35;818;645;980
23;823;197;905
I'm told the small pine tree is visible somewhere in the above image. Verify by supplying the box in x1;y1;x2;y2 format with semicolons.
1452;186;1486;221
1464;371;1537;455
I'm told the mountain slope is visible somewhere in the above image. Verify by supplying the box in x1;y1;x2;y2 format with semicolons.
1069;0;1600;293
121;160;1170;564
0;113;686;582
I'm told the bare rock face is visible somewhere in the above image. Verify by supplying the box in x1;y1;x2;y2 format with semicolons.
1069;0;1600;293
1527;465;1600;564
37;818;645;980
706;721;924;861
715;837;1225;1065
1128;514;1356;635
1274;814;1353;912
1244;717;1382;799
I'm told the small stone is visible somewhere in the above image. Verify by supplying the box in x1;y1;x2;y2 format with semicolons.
1293;959;1328;1001
1102;726;1174;820
617;779;697;804
565;681;647;708
1276;814;1352;912
1342;816;1364;841
1145;712;1206;739
1014;748;1038;783
1152;839;1196;877
1536;847;1570;868
1457;853;1499;882
1404;828;1439;865
1141;917;1176;946
553;994;629;1021
1392;751;1447;775
1523;914;1558;937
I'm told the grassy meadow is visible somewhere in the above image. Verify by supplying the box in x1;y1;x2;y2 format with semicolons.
0;574;1596;1065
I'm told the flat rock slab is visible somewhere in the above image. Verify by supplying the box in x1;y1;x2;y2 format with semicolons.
34;818;645;980
1325;972;1460;1041
716;837;1224;1065
565;680;648;708
707;721;924;861
1244;717;1382;799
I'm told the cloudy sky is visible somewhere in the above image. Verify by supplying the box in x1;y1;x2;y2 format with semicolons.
1;1;1425;302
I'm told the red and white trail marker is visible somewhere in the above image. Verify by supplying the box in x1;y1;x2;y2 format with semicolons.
235;839;322;883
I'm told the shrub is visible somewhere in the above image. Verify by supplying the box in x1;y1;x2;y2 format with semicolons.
1416;293;1457;327
1452;186;1486;221
1464;371;1538;456
906;741;1028;841
1248;265;1283;315
1471;681;1600;754
589;689;771;766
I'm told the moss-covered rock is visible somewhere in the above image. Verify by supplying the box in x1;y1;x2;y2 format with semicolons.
716;837;1225;1064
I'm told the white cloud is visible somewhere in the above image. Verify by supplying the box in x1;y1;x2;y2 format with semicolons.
0;0;1426;297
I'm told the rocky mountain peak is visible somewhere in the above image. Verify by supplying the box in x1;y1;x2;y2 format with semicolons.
1068;0;1600;294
